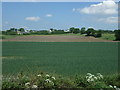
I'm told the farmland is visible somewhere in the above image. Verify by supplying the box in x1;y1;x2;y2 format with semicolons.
2;41;118;76
2;34;116;42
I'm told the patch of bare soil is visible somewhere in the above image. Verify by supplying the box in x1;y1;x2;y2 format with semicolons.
1;56;24;60
2;35;116;42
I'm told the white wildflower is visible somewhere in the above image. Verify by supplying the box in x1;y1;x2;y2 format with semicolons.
86;73;98;82
114;86;117;88
37;74;41;77
94;76;97;80
86;76;89;79
46;74;50;77
25;82;30;86
87;78;94;82
109;85;113;88
87;73;92;76
89;75;93;79
87;78;90;82
99;75;103;79
97;73;103;79
51;77;56;80
90;78;94;82
32;85;38;88
45;79;51;83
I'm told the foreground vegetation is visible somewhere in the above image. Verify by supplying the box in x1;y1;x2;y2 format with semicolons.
2;72;120;89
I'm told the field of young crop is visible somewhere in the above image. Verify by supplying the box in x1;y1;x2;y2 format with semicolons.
2;42;118;76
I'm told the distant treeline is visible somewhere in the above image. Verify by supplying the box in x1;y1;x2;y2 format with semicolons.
2;27;120;40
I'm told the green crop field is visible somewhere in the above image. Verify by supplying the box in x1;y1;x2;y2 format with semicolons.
2;42;118;76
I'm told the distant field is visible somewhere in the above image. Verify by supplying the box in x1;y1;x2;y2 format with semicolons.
3;35;114;42
2;42;118;76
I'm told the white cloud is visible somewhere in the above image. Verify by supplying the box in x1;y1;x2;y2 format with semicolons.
25;16;40;21
98;17;118;23
46;14;53;17
72;8;76;12
80;0;118;14
2;0;120;2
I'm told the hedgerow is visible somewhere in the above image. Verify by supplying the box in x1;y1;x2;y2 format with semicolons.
2;72;120;89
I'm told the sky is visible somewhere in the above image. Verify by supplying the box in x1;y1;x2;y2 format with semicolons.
1;0;119;2
2;0;118;30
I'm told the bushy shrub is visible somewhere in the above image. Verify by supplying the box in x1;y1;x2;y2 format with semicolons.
23;33;30;35
94;33;102;38
114;30;120;41
52;30;65;34
2;31;7;35
37;30;50;35
6;32;17;35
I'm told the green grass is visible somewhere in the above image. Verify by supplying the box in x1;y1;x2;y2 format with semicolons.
100;33;115;41
0;35;19;39
2;42;118;76
51;33;85;36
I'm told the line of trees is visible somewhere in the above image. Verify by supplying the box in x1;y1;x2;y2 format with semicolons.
2;27;120;41
69;27;120;40
2;28;25;35
70;27;102;38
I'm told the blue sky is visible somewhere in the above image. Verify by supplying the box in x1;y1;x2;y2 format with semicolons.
2;1;118;30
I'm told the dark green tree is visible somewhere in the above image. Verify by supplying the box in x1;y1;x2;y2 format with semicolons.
114;30;120;40
10;28;16;32
19;28;25;32
6;28;17;35
50;28;54;32
73;28;80;34
86;28;95;36
69;27;75;33
80;27;86;34
94;30;102;38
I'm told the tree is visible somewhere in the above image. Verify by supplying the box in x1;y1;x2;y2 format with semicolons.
15;29;18;32
50;28;53;31
6;28;17;35
73;28;80;34
80;27;86;34
10;28;16;32
69;27;75;33
52;30;65;34
94;30;102;38
30;30;33;33
37;30;49;35
86;28;95;36
114;30;120;40
2;31;7;35
19;28;25;32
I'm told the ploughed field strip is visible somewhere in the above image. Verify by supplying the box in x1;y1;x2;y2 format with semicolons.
2;35;114;42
